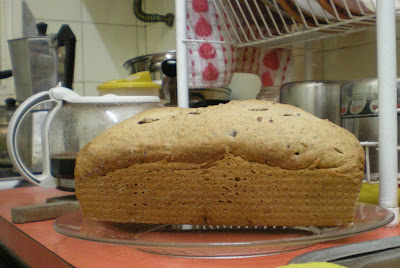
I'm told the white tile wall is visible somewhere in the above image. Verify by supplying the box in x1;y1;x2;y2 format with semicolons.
317;22;400;81
137;26;147;55
82;0;137;25
82;23;137;82
291;50;323;82
144;0;176;53
145;23;165;53
322;43;378;80
323;23;400;51
73;82;85;96
1;0;141;99
24;0;82;22
0;0;23;100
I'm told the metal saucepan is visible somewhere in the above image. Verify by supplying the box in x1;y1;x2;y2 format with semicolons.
280;80;347;125
124;52;177;105
123;51;176;82
0;70;12;80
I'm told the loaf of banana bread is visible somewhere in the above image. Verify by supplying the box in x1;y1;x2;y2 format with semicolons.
75;100;365;227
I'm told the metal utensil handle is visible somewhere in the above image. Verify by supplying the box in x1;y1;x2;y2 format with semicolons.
57;25;76;89
0;70;12;79
7;91;62;188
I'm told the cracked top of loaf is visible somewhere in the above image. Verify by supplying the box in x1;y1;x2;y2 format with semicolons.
74;100;365;180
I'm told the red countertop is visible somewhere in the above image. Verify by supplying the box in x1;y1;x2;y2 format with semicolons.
1;186;400;268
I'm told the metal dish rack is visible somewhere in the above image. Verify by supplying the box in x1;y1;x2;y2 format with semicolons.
174;0;399;225
198;0;380;48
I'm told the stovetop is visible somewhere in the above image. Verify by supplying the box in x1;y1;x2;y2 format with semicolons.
0;166;32;190
0;166;19;178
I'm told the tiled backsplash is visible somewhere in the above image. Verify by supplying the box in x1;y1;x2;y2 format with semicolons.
1;0;145;99
144;0;176;53
292;23;400;82
1;0;399;101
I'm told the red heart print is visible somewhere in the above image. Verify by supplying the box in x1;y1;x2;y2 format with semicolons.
261;71;273;86
199;43;216;59
195;16;212;37
192;0;209;12
263;50;280;70
202;63;219;81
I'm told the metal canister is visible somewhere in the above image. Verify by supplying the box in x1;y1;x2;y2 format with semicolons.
280;80;347;126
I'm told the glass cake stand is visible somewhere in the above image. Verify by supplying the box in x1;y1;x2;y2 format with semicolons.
53;203;394;258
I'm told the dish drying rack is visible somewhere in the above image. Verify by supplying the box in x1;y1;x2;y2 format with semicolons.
174;0;399;225
200;0;380;48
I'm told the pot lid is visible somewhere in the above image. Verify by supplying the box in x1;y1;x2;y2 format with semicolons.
148;51;176;65
123;51;176;69
123;54;153;70
97;71;161;90
51;86;160;104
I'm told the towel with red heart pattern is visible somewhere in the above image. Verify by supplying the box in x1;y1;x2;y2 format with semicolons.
186;0;294;89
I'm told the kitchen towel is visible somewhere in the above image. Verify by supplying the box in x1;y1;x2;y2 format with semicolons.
186;0;294;89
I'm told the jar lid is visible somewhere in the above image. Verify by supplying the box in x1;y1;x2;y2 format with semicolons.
97;71;161;90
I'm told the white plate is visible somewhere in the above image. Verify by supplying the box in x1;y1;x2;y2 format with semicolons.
334;0;400;15
292;0;336;19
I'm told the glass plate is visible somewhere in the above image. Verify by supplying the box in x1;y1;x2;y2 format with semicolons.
53;203;394;258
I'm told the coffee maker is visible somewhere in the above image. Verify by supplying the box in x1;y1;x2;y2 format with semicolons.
8;22;76;101
8;22;76;173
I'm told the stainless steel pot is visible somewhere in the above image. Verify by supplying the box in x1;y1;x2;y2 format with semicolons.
124;51;176;82
123;54;151;75
341;78;400;180
124;51;176;105
280;80;347;125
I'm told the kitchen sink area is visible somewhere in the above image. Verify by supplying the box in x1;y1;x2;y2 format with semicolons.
0;177;30;190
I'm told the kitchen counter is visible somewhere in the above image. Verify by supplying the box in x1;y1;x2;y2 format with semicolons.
1;186;400;268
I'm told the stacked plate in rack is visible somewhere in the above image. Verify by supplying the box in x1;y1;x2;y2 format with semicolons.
260;0;399;26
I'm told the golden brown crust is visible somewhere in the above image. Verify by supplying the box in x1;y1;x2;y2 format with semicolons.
74;100;365;227
75;100;364;180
